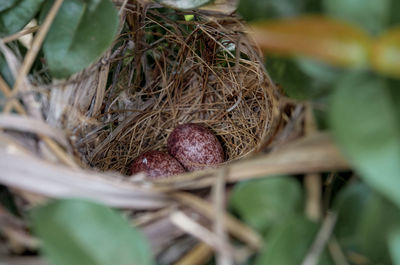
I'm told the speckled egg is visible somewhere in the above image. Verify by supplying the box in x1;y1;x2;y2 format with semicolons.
130;151;186;179
167;123;224;171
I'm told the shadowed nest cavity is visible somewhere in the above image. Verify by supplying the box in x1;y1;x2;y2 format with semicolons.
78;6;279;175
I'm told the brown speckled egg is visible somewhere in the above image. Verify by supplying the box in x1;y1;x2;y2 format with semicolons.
167;123;224;171
130;151;186;179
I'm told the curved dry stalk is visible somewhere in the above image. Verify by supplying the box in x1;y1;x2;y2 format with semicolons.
0;149;169;209
0;114;69;148
153;133;349;190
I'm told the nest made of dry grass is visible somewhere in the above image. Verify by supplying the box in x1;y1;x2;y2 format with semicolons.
0;2;352;262
71;5;279;175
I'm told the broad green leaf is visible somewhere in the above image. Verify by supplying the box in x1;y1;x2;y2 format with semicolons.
256;216;333;265
330;73;400;208
249;16;372;68
41;0;119;78
389;228;400;265
372;27;400;79
334;182;400;264
0;0;44;36
295;58;345;83
265;56;341;99
333;182;370;246
0;0;18;12
322;0;390;35
30;199;154;265
229;176;303;234
156;0;212;10
238;0;303;21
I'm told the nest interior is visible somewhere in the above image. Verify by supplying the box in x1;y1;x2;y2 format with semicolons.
72;6;279;175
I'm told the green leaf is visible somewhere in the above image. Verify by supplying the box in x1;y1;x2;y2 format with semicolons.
155;0;212;10
0;0;44;36
256;216;333;265
30;199;154;265
238;0;303;21
0;0;18;12
333;182;370;245
229;176;303;234
41;0;119;78
389;228;400;265
334;182;400;264
266;56;338;99
330;73;400;208
322;0;390;35
389;0;400;26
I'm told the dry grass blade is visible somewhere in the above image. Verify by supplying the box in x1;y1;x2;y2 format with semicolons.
1;26;39;44
0;257;47;265
172;192;262;250
0;150;168;209
304;103;322;221
173;243;213;265
154;132;349;190
140;215;186;256
305;173;322;221
169;211;232;255
213;168;233;265
328;237;351;265
301;212;338;265
0;77;26;115
0;114;69;148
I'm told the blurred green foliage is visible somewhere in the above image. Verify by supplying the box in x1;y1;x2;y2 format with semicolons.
40;0;119;78
31;199;155;265
256;216;333;265
229;176;303;234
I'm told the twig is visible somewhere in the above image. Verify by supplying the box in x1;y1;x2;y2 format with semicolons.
173;242;213;265
304;102;322;221
169;211;231;255
301;212;338;265
305;174;322;221
172;192;262;250
328;237;351;265
0;77;26;115
213;167;233;265
1;26;40;44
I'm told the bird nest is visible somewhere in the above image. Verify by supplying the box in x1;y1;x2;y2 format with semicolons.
0;2;353;263
0;2;304;263
69;6;280;175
